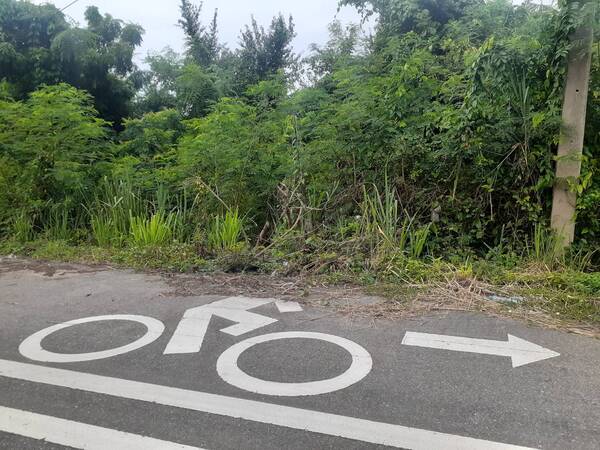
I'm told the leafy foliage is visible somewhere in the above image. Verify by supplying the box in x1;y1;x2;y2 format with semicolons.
175;63;219;118
234;14;297;92
0;0;144;126
178;96;291;226
0;0;599;283
208;209;246;252
0;84;109;235
134;48;182;114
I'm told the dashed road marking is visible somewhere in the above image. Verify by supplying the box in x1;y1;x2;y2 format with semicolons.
275;300;303;313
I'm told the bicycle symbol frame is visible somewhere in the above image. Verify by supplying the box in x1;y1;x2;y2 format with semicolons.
18;299;373;397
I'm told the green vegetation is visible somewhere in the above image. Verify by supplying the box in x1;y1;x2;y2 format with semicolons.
0;0;598;326
130;212;176;246
208;210;245;252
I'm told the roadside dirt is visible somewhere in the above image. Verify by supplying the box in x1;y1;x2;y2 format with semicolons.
0;255;109;277
1;256;597;338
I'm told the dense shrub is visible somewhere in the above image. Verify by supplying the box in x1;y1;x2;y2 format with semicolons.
0;84;110;236
0;0;598;269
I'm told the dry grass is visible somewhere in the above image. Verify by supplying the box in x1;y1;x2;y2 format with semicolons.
160;266;599;338
336;275;600;338
2;255;597;338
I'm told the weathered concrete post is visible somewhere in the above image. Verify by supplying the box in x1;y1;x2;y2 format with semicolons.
551;0;596;247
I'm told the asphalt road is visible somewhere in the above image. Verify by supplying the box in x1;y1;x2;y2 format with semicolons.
0;260;599;449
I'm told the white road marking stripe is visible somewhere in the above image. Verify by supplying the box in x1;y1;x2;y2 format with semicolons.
275;301;303;313
0;359;535;449
0;406;201;450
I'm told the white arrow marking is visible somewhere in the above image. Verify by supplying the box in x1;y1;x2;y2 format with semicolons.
402;332;560;368
164;297;301;355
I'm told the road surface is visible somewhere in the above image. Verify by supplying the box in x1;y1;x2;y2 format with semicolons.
0;259;599;449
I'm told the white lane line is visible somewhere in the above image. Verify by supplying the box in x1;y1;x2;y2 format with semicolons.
0;406;201;450
0;359;535;450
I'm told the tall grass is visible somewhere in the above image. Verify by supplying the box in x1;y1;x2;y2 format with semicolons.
87;177;145;246
172;188;200;243
95;177;144;236
567;248;596;272
360;183;430;258
208;209;245;251
130;212;176;246
527;224;596;271
91;216;116;247
12;210;35;242
156;184;170;213
148;184;200;243
361;182;399;249
44;206;72;241
409;224;431;259
528;224;563;269
85;179;203;247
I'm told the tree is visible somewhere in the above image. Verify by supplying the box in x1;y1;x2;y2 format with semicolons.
175;63;219;118
305;20;362;84
234;14;297;93
178;0;220;67
340;0;482;38
113;109;185;190
0;0;69;94
53;6;144;126
0;1;144;126
135;49;219;118
134;48;183;114
177;98;291;224
551;0;597;246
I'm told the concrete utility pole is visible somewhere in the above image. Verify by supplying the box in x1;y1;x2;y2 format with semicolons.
551;0;596;247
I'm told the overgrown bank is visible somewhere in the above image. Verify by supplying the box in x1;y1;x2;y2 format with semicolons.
0;0;599;328
2;232;598;331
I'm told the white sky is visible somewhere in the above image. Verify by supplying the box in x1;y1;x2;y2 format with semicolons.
35;0;366;62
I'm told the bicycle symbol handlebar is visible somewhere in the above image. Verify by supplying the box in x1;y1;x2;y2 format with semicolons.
18;298;373;397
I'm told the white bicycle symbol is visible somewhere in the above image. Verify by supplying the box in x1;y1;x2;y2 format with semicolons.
18;297;373;397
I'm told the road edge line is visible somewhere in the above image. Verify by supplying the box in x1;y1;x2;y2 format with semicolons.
0;358;536;450
0;405;201;450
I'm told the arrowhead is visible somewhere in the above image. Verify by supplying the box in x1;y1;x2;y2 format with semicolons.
507;335;560;368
